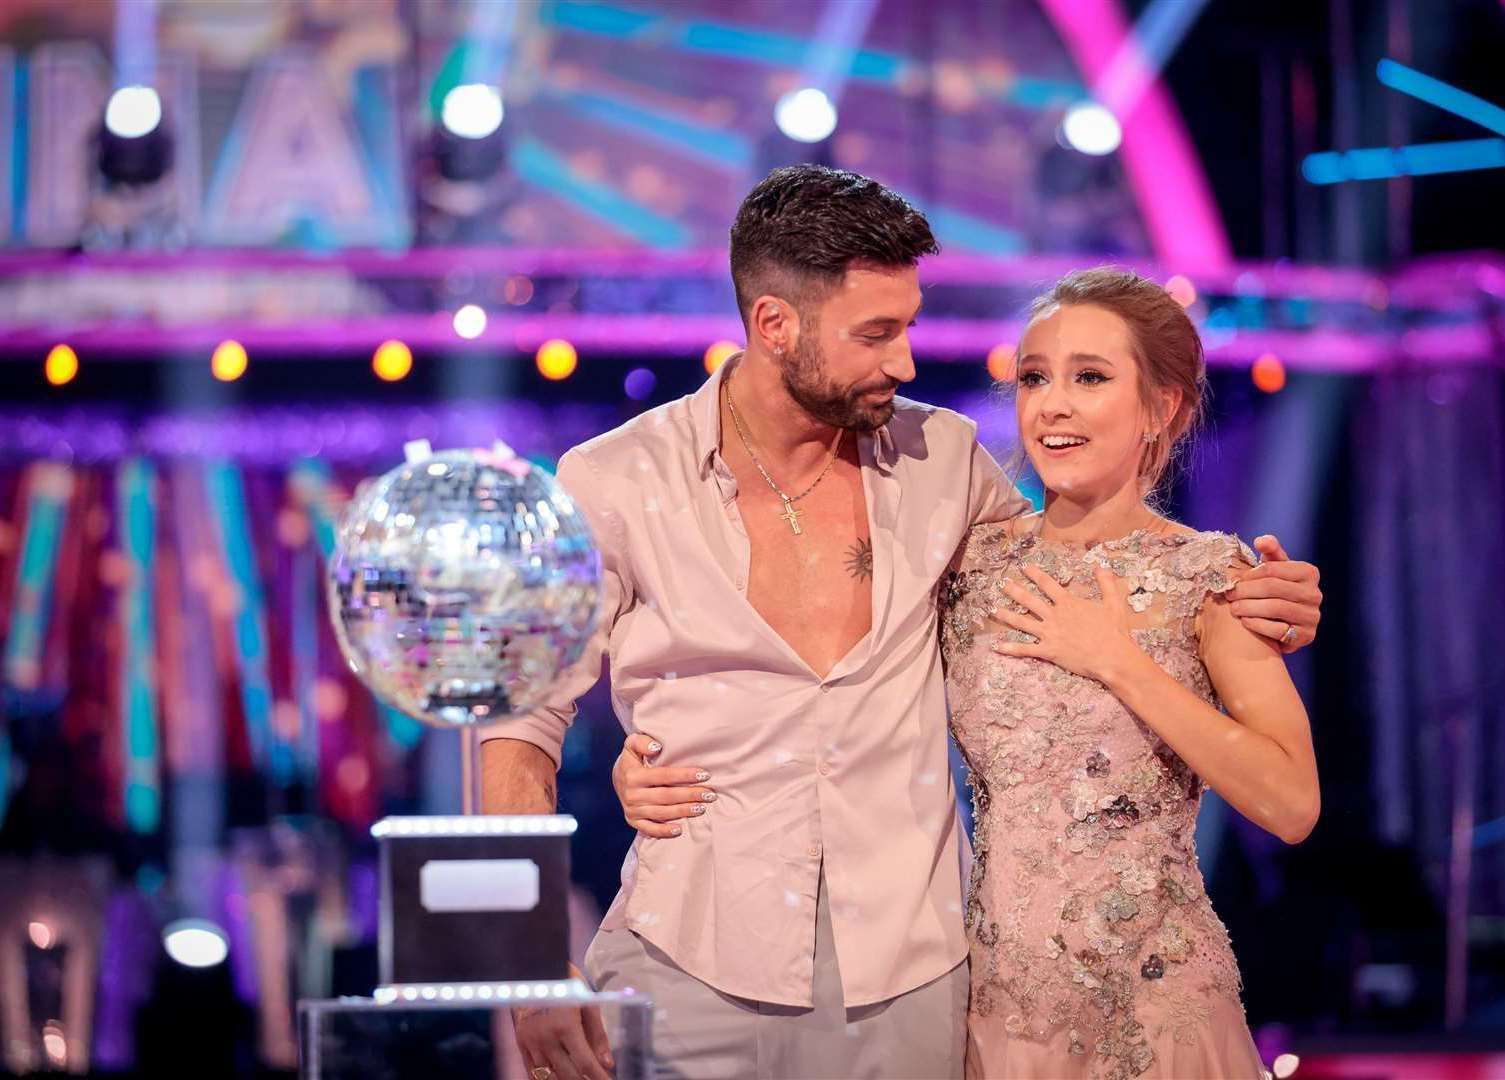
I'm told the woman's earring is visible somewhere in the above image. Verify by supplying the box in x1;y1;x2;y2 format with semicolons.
1142;431;1158;443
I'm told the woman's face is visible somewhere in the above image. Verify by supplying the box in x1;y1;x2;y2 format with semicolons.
1015;303;1170;503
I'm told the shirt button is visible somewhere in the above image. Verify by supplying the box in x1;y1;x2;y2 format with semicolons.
807;844;821;858
735;577;745;589
820;684;832;694
818;763;831;776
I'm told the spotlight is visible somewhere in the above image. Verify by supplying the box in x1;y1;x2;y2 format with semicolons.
775;88;838;144
704;340;740;375
373;340;414;382
452;304;488;340
1061;102;1122;156
97;86;173;186
536;340;577;381
162;919;229;968
105;85;162;138
442;84;504;140
45;345;79;387
211;340;248;382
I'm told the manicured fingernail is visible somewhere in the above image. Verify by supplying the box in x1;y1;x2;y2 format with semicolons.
692;804;707;815
648;741;662;753
671;825;682;835
701;791;717;802
695;770;710;782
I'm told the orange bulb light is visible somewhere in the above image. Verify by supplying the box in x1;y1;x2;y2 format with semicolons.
373;340;413;382
1252;353;1286;393
45;345;78;386
536;339;578;380
986;343;1016;382
211;340;248;382
704;340;740;374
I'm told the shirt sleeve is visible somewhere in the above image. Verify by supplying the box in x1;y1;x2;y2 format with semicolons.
966;428;1031;526
476;447;632;769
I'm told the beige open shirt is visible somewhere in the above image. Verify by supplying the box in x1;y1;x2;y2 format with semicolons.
480;359;1026;1008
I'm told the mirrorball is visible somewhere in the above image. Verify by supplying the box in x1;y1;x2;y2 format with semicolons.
328;446;602;727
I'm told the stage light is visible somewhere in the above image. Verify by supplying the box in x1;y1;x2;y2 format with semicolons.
623;367;656;401
986;344;1017;382
1061;102;1122;156
442;84;504;140
162;919;229;968
28;920;54;949
373;340;414;382
45;345;78;386
1252;353;1286;394
536;339;577;381
775;88;838;144
1164;275;1197;308
211;340;248;382
104;85;161;139
97;86;174;187
453;304;488;340
1272;1053;1300;1079
704;340;740;375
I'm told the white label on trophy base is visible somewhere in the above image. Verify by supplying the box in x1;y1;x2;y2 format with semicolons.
419;859;541;912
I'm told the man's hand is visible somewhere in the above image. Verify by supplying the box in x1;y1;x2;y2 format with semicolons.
514;964;614;1080
1228;535;1323;653
612;733;714;838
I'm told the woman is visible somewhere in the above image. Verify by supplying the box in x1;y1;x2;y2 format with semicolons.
937;267;1317;1078
613;267;1319;1079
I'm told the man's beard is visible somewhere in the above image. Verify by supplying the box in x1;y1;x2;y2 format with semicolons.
780;334;898;432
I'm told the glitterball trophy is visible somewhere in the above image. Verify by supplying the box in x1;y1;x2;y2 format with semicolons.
304;439;648;1080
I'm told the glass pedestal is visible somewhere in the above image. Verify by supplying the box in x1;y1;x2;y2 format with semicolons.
298;989;653;1080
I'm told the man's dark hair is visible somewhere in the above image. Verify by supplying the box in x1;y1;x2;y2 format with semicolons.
728;165;939;328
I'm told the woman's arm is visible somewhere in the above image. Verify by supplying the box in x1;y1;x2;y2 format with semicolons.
994;564;1320;844
1101;590;1319;844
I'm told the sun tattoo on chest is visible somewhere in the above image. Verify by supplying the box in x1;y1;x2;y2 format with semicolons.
844;537;874;581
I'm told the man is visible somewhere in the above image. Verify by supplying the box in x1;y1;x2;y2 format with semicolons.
480;165;1323;1080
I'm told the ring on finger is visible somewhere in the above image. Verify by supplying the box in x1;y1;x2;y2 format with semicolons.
1280;623;1299;646
531;1069;553;1080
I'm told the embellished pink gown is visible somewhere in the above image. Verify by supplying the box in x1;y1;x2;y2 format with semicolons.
941;524;1270;1080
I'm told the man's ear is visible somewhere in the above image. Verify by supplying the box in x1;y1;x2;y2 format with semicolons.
750;294;798;355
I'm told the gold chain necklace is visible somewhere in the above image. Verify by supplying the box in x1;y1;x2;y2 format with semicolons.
725;375;843;536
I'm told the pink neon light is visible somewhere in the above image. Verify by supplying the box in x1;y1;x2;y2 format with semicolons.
1038;0;1233;273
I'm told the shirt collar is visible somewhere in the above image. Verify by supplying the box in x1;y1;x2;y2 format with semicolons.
691;352;900;478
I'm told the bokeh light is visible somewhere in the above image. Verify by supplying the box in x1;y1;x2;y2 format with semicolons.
1252;352;1287;393
536;339;578;381
1061;101;1122;155
704;340;740;375
774;88;838;143
452;304;487;340
1272;1054;1300;1079
162;919;229;968
45;344;79;386
986;343;1017;382
211;340;248;382
28;920;54;949
1165;274;1197;308
373;340;414;382
623;367;657;401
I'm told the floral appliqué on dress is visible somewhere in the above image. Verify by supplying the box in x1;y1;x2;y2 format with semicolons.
942;525;1260;1080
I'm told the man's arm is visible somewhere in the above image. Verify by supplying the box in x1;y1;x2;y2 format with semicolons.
475;447;630;806
480;739;557;813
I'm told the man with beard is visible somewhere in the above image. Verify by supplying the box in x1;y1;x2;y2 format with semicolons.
480;165;1324;1080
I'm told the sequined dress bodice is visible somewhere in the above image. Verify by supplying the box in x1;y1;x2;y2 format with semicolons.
941;523;1259;1079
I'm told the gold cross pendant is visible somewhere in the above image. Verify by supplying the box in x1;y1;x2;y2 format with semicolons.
778;497;805;535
